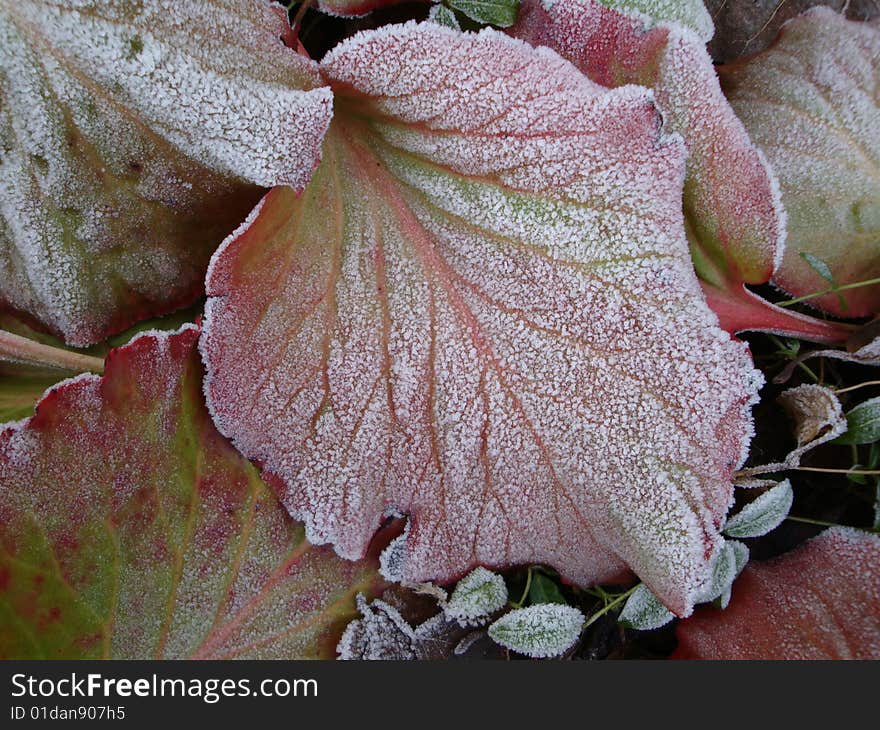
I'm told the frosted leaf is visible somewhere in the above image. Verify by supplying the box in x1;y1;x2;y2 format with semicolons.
201;21;762;617
0;326;388;659
593;0;714;41
695;540;737;603
738;385;847;477
724;480;794;538
618;584;674;630
675;528;880;659
834;397;880;446
729;540;749;576
445;567;508;626
447;0;520;27
488;604;585;657
511;1;833;341
337;594;465;660
775;334;880;384
428;4;462;29
721;8;880;317
0;0;332;345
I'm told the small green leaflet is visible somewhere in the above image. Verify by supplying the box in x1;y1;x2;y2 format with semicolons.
428;4;461;28
488;604;585;657
444;567;508;626
529;573;567;605
446;0;519;27
800;252;847;311
723;480;794;538
618;584;674;631
695;542;737;604
834;397;880;446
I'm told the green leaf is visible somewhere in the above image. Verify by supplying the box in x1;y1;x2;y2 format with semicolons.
618;584;674;631
428;4;461;29
488;604;585;657
529;572;567;605
723;480;794;539
447;0;520;27
834;397;880;446
695;541;737;604
595;0;714;41
0;326;388;659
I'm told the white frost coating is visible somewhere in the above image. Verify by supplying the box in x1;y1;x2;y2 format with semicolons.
723;480;793;539
445;567;508;626
513;0;785;294
337;595;463;660
0;0;331;344
694;540;736;603
488;604;585;657
722;7;880;318
618;583;674;630
594;0;714;41
201;21;762;617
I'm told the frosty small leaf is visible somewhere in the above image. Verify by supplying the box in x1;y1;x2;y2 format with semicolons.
723;480;793;538
695;540;737;603
0;326;388;659
729;540;749;576
428;4;462;29
314;0;413;17
445;567;508;626
529;573;567;605
0;0;333;345
675;528;880;659
447;0;520;27
488;604;585;657
618;584;674;630
201;22;762;616
834;397;880;446
721;8;880;317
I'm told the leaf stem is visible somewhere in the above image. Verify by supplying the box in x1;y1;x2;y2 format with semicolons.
0;329;103;373
776;276;880;308
583;584;638;629
793;466;880;476
786;515;879;534
511;567;533;609
834;380;880;395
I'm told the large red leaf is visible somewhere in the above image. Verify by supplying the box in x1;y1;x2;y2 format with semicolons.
0;0;332;345
201;22;762;616
0;326;388;659
720;8;880;318
674;528;880;659
511;0;851;344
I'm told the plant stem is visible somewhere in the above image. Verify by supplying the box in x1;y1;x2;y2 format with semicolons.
834;380;880;395
786;515;880;534
776;276;880;308
583;584;638;629
0;330;103;373
511;567;533;609
793;466;880;476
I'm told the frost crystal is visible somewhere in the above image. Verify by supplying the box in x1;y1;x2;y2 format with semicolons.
445;568;508;626
488;604;585;658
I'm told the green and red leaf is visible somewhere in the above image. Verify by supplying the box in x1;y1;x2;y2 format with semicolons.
201;22;761;616
720;8;880;318
0;326;388;659
0;0;332;345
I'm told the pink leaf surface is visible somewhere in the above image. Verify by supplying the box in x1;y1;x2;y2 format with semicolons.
674;527;880;659
720;8;880;318
0;0;332;345
0;326;389;659
512;0;852;344
201;22;762;616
